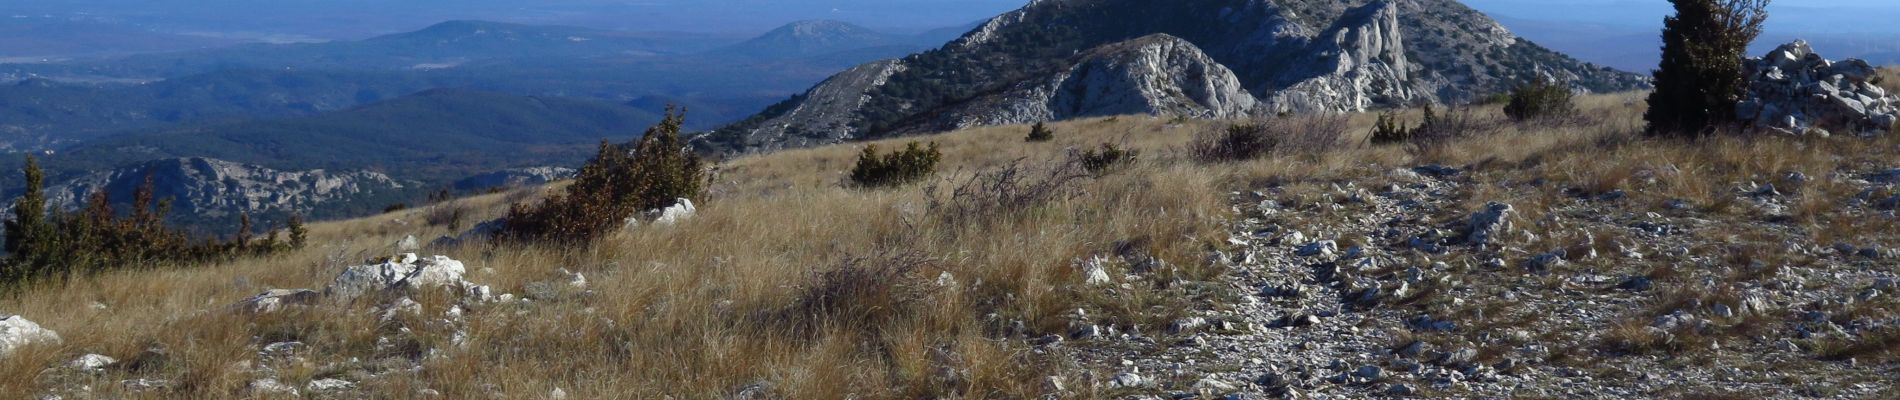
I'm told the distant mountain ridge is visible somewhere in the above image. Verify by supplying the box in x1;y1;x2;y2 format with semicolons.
40;88;656;181
699;0;1647;154
707;19;980;62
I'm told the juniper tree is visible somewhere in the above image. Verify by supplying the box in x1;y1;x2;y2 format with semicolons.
1644;0;1770;137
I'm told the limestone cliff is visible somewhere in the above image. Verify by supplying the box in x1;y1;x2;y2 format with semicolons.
698;0;1647;154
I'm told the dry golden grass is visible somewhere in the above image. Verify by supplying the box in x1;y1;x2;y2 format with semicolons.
1878;67;1900;94
6;90;1900;398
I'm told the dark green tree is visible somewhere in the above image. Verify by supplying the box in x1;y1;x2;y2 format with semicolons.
3;156;55;283
1644;0;1770;137
287;214;309;249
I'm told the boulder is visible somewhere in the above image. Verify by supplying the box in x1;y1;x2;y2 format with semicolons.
653;198;697;226
395;235;421;252
1466;202;1514;246
234;289;323;314
326;254;469;302
68;353;115;371
0;314;61;356
1738;40;1900;136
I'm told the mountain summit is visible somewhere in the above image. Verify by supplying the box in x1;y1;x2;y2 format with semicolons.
710;20;906;60
699;0;1647;153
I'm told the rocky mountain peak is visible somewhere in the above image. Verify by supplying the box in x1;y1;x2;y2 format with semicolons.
711;19;900;61
697;0;1648;155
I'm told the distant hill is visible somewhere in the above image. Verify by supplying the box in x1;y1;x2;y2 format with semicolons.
700;0;1646;154
706;19;982;62
0;17;240;59
0;19;981;152
0;69;451;151
2;20;733;79
711;20;906;61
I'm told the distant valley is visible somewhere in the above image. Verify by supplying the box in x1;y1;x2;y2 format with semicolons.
0;18;972;231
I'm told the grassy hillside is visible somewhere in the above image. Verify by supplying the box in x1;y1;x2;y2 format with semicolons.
4;89;1900;397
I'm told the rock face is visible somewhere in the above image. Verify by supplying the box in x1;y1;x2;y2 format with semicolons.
709;60;906;152
922;34;1261;130
699;0;1645;154
1259;1;1413;114
40;157;405;220
1737;40;1900;136
0;314;61;356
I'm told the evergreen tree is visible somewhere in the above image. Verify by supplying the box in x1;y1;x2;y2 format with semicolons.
235;213;253;253
3;156;53;283
1644;0;1770;137
287;214;309;249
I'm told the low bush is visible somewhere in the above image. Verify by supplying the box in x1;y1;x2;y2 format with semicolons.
849;142;942;188
1074;143;1138;175
927;161;1088;228
1504;78;1577;122
1191;116;1349;163
1371;111;1414;144
784;253;938;337
1024;122;1055;142
499;107;705;243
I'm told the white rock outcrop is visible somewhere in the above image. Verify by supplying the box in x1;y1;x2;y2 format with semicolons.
0;314;61;356
235;289;323;314
1262;1;1416;114
652;198;697;226
326;254;471;302
927;34;1262;130
1737;40;1900;136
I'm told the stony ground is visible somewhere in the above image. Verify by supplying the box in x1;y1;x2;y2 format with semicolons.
1063;161;1900;399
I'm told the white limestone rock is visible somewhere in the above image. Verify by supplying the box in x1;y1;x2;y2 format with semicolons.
1738;40;1900;136
0;315;61;356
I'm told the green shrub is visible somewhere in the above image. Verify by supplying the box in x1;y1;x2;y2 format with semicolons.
1024;122;1055;142
1074;143;1137;175
2;157;289;286
1190;123;1275;162
1504;78;1577;122
499;107;706;243
849;142;942;188
1370;112;1413;144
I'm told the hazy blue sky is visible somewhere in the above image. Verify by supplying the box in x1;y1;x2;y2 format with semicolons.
1465;0;1900;33
3;0;1896;38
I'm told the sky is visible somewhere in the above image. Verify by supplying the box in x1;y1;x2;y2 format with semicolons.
2;0;1896;41
1463;0;1900;33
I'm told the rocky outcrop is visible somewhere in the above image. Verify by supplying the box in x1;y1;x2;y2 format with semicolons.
327;254;473;302
1;314;60;356
1738;40;1900;136
920;34;1261;131
452;167;574;192
700;0;1645;154
696;60;906;152
1260;1;1415;113
41;157;404;219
